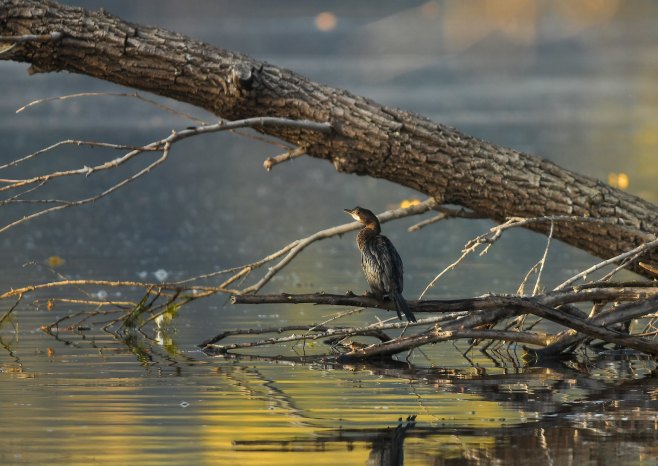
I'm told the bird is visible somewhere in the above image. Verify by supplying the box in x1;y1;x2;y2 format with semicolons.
344;207;417;322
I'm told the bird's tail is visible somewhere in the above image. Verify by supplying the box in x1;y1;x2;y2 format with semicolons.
392;293;416;322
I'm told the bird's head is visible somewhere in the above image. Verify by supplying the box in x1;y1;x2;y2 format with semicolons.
344;207;380;230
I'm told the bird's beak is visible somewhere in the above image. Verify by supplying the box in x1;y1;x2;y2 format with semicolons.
344;208;359;221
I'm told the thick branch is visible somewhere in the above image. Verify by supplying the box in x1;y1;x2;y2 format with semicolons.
231;289;658;358
340;298;658;359
232;287;658;312
2;0;658;275
535;296;658;356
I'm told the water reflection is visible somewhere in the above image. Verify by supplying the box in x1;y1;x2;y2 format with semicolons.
2;312;658;464
208;352;658;465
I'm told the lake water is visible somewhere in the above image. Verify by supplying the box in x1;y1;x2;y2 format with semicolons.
1;1;658;464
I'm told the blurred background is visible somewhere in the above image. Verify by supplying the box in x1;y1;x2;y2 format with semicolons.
1;1;658;464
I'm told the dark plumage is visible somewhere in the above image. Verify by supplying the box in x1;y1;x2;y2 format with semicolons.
344;207;417;322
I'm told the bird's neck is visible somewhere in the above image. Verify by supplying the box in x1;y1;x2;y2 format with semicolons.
362;221;380;234
356;223;380;251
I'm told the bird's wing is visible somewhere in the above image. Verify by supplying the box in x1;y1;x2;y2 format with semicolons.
362;235;404;293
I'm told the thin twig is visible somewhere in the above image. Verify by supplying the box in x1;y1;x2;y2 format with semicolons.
263;146;307;171
407;207;484;232
555;236;658;290
0;278;229;301
33;297;135;308
16;91;208;124
513;220;555;330
419;215;632;299
203;313;472;353
532;220;554;295
0;143;170;234
0;294;23;326
0;140;158;172
534;296;658;356
1;117;332;234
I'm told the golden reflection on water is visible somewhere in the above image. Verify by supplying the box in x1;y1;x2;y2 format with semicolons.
2;312;658;465
197;363;515;465
1;341;524;465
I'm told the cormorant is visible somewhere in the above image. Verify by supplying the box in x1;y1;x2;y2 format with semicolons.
344;207;417;323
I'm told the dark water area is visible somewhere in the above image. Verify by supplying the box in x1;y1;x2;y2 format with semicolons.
2;1;658;464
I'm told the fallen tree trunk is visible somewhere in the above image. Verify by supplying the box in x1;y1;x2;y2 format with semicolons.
1;0;658;276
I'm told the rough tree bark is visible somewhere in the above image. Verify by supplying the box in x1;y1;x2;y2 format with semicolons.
2;0;658;275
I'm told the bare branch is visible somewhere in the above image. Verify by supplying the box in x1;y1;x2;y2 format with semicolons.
1;116;332;234
232;287;658;313
202;313;472;353
263;146;307;171
343;329;552;359
532;220;554;295
237;198;437;294
0;139;158;173
33;297;135;308
407;207;484;232
227;287;658;358
555;236;658;290
419;215;638;299
0;278;228;301
0;293;23;326
341;300;658;359
0;142;170;234
536;296;658;356
16;91;208;124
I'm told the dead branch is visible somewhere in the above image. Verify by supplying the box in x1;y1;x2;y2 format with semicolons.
535;296;658;356
233;286;658;312
202;312;480;354
407;207;484;232
15;91;208;124
0;294;23;326
169;198;439;294
555;236;658;290
235;198;437;295
263;146;307;171
0;278;226;301
419;215;639;299
226;286;658;358
340;299;658;359
199;323;395;349
1;115;331;234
